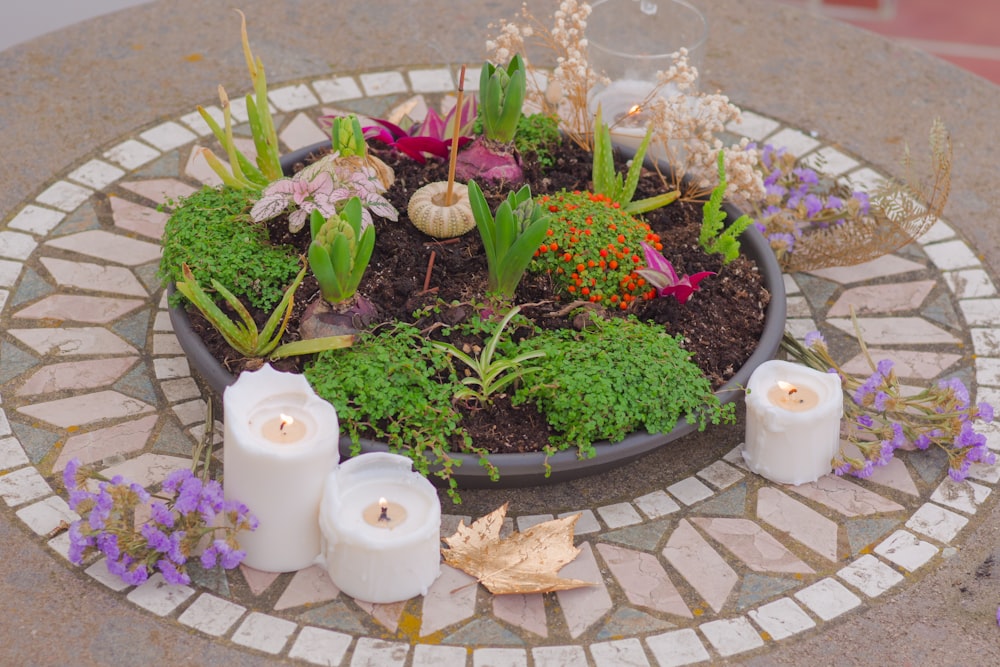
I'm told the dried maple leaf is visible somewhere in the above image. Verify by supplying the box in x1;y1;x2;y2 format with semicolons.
441;502;594;595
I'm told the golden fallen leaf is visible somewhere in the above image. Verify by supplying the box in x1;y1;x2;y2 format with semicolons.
441;502;594;595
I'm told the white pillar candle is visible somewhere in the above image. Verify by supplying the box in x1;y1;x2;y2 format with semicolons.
743;359;843;485
589;79;683;163
223;364;339;572
319;452;441;604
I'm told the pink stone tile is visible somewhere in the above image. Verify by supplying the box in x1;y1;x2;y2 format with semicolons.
241;565;281;596
808;255;925;283
274;565;340;610
356;600;407;633
279;113;328;151
418;564;477;636
7;327;137;356
39;257;148;297
109;196;169;240
120;178;197;206
493;593;548;638
757;487;839;562
827;280;935;317
827;317;960;345
555;542;613;638
690;517;814;574
18;390;154;428
14;295;144;324
662;519;738;613
53;414;158;472
184;146;224;186
17;357;138;396
841;348;962;380
787;475;905;517
99;453;190;488
841;444;919;496
45;230;162;266
596;543;692;618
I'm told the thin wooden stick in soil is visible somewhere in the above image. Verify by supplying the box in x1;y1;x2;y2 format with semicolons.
445;65;466;206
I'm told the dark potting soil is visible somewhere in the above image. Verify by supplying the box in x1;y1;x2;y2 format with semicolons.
185;140;769;454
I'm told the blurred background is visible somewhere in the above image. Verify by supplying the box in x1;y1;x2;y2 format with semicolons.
2;0;998;85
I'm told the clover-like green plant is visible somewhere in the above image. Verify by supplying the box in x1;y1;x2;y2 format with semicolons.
431;306;545;405
197;10;282;190
699;150;754;264
308;197;375;305
479;54;527;143
592;106;679;214
468;180;551;299
175;263;354;359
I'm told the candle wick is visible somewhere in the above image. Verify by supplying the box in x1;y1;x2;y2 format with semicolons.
378;505;390;523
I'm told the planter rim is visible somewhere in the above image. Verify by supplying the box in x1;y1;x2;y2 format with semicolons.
168;139;786;488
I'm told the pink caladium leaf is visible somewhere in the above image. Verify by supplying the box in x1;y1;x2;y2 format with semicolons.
636;241;715;305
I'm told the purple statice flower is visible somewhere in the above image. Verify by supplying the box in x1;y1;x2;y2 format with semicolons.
96;532;121;562
891;423;908;450
67;522;94;564
792;167;819;184
954;421;985;449
852;373;882;406
876;359;894;377
949;459;972;482
873;391;890;411
62;458;82;490
68;488;94;511
165;530;186;565
939;377;970;407
856;413;875;429
803;194;823;218
978;402;995;422
162;468;193;494
106;553;134;578
121;563;149;587
825;195;844;210
852;191;870;215
149;501;175;528
764;181;787;197
88;488;114;531
197;479;226;524
200;539;246;571
129;482;150;504
914;433;932;450
174;475;204;515
140;522;173;555
854;459;876;479
157;559;191;586
767;232;795;254
833;460;852;476
225;500;259;532
804;330;825;348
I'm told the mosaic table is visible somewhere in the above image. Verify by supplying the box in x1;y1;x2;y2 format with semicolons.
1;66;998;666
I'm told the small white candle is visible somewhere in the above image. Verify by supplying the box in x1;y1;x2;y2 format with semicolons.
589;79;682;162
320;452;441;603
224;364;340;572
743;360;843;485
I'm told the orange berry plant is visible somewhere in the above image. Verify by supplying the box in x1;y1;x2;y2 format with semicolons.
530;190;663;309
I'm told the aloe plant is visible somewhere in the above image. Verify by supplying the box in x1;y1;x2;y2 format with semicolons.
175;263;354;359
431;306;544;405
196;10;282;190
467;180;550;299
592;106;679;214
308;198;375;305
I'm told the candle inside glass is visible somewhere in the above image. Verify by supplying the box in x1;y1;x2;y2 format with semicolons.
767;381;820;412
259;413;307;444
362;497;408;530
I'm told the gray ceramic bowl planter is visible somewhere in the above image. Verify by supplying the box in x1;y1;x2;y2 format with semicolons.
169;140;787;488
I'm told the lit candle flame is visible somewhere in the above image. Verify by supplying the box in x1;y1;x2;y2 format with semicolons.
776;381;798;396
279;413;294;431
627;104;642;116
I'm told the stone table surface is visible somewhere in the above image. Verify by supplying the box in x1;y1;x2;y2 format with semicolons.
2;1;1000;666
